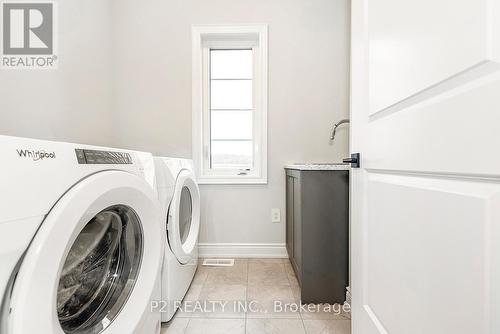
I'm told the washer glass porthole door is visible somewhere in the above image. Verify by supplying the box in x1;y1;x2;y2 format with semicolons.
56;205;143;334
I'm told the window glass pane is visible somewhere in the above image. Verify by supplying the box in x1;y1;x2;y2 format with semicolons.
211;140;253;169
208;48;254;171
211;110;252;140
211;49;253;79
210;80;252;110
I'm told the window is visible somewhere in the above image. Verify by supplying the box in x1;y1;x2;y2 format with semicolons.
192;25;268;184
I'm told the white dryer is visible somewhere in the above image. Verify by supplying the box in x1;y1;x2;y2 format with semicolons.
154;157;200;322
0;136;163;334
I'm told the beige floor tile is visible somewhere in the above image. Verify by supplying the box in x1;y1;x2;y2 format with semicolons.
248;262;289;286
204;260;248;285
174;258;351;329
246;285;300;319
189;284;247;318
283;261;301;300
284;260;295;274
160;316;189;334
191;267;209;286
247;284;296;301
246;318;307;334
290;281;301;301
287;271;300;286
175;299;246;319
198;284;247;301
189;301;246;319
184;318;245;334
249;258;286;264
184;283;203;301
246;299;301;319
302;319;351;334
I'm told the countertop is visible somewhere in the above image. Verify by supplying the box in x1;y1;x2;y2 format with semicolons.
284;163;350;171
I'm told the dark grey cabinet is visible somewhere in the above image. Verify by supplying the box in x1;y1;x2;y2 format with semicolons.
285;167;349;304
286;172;302;276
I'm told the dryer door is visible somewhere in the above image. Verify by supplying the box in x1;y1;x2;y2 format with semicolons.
167;169;200;264
7;171;162;334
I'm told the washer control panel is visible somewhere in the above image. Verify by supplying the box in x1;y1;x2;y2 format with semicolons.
75;149;132;164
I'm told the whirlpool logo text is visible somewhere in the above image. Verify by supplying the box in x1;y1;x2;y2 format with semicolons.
17;149;56;161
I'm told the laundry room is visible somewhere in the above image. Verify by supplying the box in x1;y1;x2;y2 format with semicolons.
2;0;497;334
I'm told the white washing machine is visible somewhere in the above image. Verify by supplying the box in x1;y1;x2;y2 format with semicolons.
154;157;200;322
0;136;163;334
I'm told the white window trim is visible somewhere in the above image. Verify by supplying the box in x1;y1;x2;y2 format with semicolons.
192;24;268;185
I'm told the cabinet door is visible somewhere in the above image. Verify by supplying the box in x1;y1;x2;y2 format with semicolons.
285;175;294;260
292;175;302;278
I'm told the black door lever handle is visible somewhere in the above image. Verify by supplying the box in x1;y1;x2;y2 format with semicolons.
343;153;360;168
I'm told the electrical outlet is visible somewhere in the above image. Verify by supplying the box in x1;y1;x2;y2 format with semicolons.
271;208;281;223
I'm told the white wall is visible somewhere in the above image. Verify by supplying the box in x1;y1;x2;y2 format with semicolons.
0;0;114;146
0;0;350;252
113;0;351;250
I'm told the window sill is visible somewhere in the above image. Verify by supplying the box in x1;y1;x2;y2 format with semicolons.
197;176;268;185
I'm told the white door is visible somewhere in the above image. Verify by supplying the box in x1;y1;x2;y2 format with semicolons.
167;169;200;264
351;0;500;333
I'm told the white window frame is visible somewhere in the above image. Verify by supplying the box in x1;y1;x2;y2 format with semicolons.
192;25;268;184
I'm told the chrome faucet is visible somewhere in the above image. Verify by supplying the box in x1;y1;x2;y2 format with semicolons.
330;119;350;141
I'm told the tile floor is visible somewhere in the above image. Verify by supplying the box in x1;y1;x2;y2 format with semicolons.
161;258;351;334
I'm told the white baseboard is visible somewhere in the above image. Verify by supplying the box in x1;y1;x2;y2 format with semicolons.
198;243;288;258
